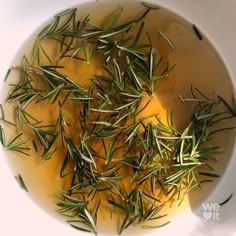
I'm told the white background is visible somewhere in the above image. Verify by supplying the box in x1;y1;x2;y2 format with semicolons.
0;0;236;235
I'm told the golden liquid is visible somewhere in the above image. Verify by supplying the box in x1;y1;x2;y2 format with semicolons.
3;1;235;235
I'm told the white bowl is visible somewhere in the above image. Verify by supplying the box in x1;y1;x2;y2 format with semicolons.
0;0;236;235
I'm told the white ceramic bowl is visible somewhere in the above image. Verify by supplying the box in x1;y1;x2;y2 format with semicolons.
0;0;236;235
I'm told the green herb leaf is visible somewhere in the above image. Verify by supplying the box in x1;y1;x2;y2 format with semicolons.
157;30;176;53
15;174;28;192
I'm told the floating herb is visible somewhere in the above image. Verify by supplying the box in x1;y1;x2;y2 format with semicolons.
192;24;203;41
4;68;11;82
15;174;28;192
218;95;236;116
219;193;233;206
0;126;30;156
157;30;176;53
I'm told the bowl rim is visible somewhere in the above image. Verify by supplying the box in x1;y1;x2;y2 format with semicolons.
1;0;236;236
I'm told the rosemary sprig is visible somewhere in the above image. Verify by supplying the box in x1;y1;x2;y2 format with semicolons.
0;126;29;156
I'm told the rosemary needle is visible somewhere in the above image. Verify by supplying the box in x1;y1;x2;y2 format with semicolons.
4;68;11;81
192;24;203;41
15;174;28;192
157;30;176;53
219;193;233;206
